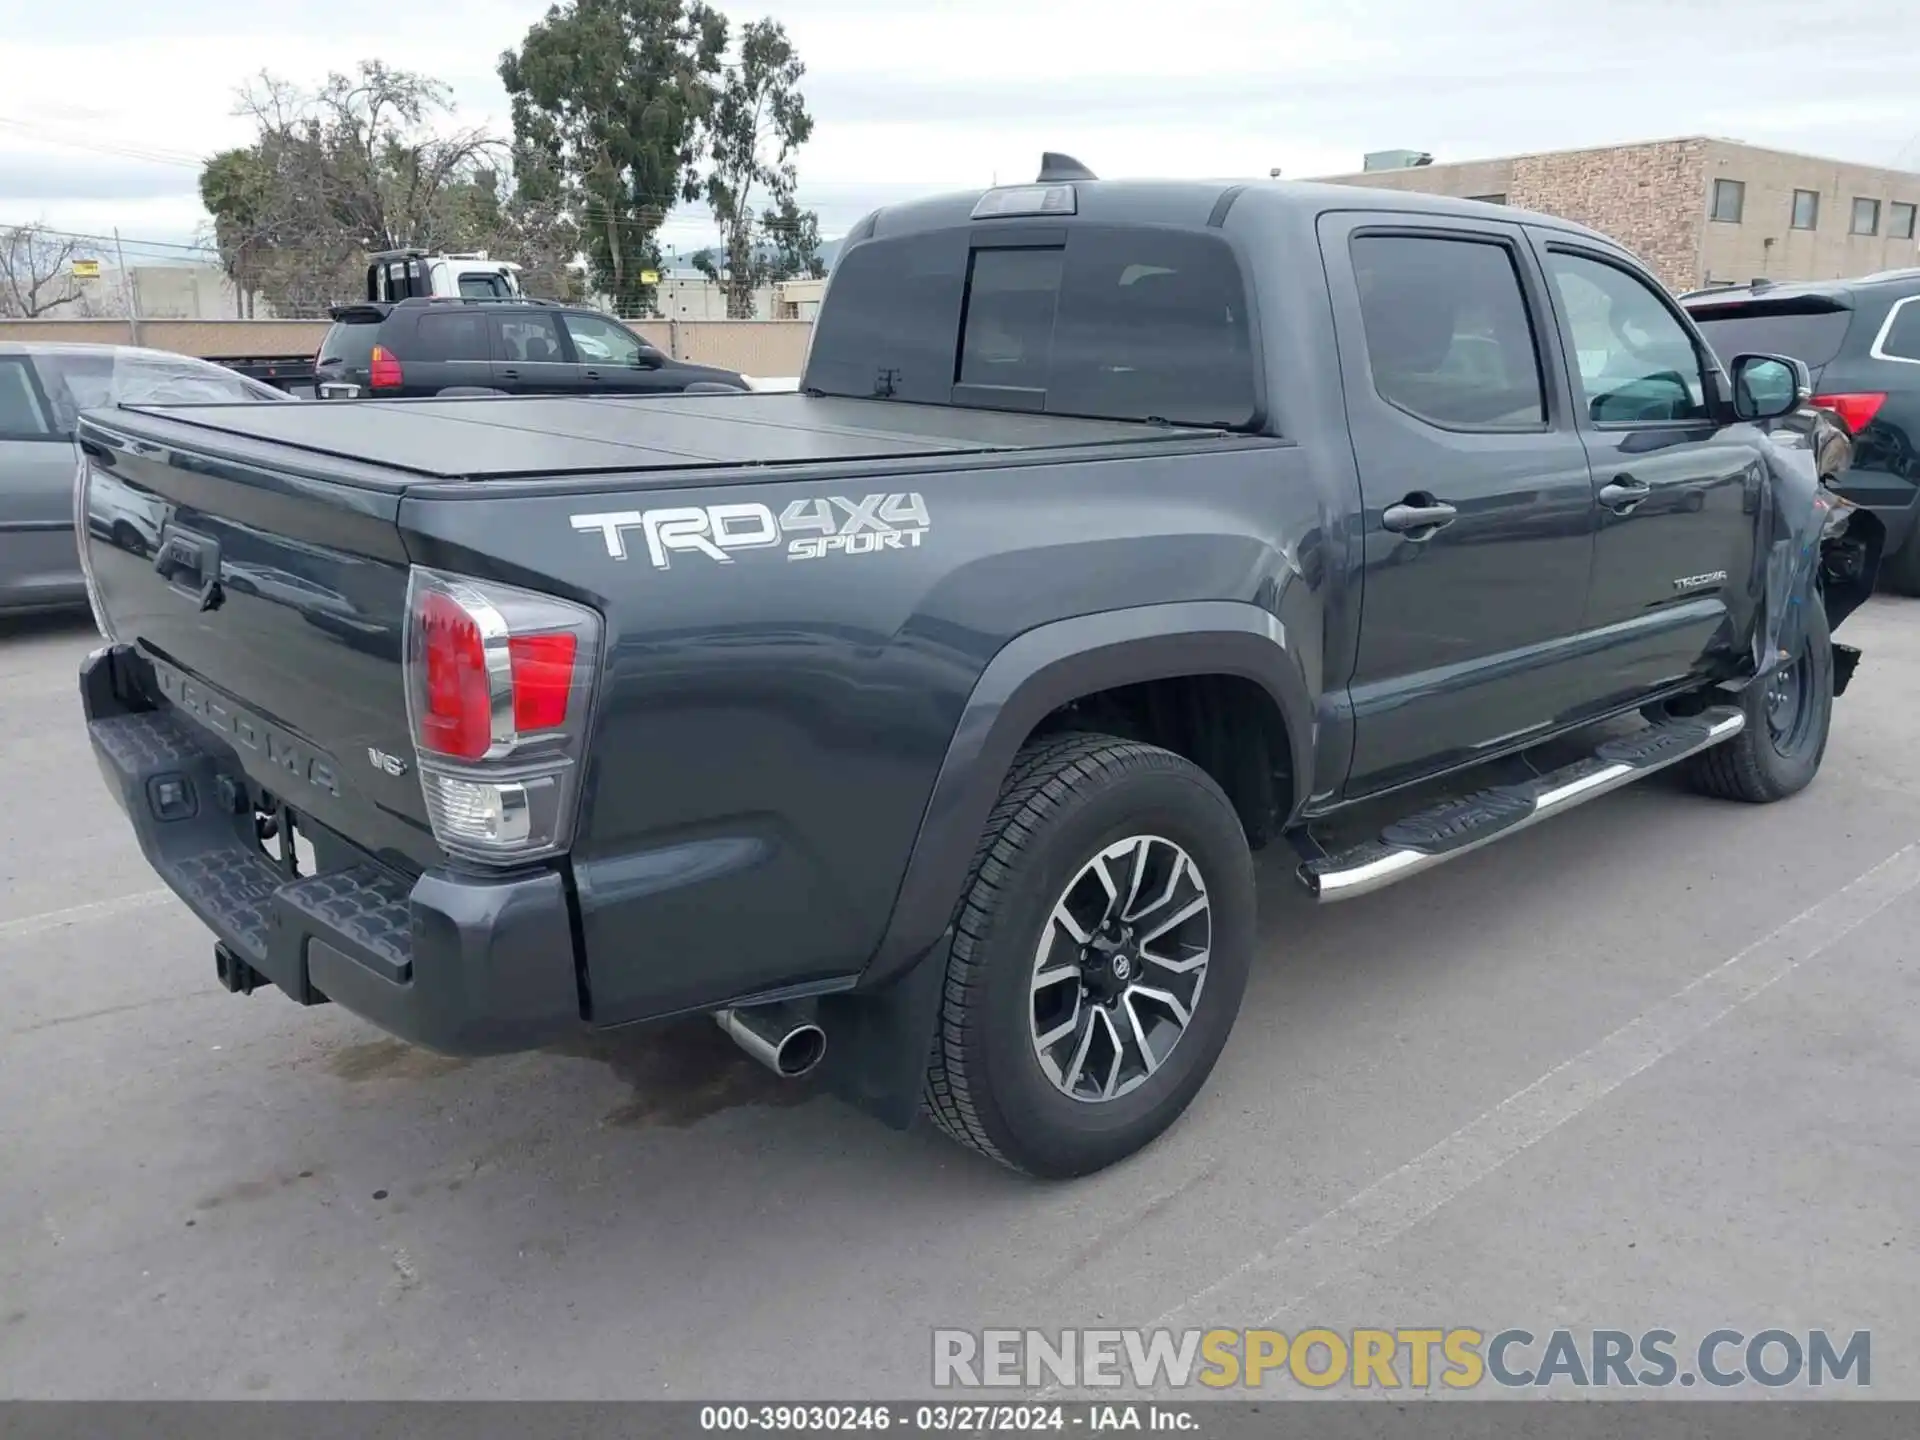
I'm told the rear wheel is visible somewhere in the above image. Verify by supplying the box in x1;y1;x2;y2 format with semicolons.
923;734;1255;1178
1687;599;1833;803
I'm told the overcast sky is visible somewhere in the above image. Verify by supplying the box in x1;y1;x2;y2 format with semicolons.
4;0;1918;264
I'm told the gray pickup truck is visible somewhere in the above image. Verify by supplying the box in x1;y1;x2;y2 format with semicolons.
75;160;1880;1177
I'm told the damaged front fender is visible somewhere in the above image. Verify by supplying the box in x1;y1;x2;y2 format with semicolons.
1744;444;1881;703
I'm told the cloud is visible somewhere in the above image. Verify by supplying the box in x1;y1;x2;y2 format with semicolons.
0;152;196;204
5;0;1918;252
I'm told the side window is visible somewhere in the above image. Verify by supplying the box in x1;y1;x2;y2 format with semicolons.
34;351;115;433
1543;252;1711;424
492;313;566;364
1879;298;1920;363
415;312;492;362
1351;234;1547;429
0;360;53;438
562;313;646;366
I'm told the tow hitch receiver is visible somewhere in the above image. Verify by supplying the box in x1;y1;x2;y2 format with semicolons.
214;942;263;996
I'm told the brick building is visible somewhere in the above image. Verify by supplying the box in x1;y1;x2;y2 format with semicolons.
1315;138;1920;292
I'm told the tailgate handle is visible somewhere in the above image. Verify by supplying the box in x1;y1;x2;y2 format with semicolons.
154;526;225;612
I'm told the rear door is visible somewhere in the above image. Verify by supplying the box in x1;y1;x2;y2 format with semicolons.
1530;236;1765;704
488;310;578;394
1317;213;1601;796
0;355;82;610
557;311;679;395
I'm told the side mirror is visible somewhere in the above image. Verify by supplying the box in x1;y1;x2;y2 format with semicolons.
634;350;665;370
1730;353;1810;422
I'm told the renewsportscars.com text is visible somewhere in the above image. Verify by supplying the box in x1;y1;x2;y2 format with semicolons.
932;1327;1871;1391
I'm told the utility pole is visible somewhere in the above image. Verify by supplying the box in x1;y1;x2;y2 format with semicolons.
112;228;142;346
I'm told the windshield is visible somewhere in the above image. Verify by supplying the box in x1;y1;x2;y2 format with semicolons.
39;349;291;430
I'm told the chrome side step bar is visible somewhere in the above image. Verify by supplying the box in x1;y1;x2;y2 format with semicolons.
1300;708;1745;902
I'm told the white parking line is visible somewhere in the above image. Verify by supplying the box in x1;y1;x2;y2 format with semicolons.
0;889;173;942
1077;842;1920;1374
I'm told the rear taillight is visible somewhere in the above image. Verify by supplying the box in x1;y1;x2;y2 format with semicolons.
402;567;602;864
369;345;403;390
1812;392;1886;435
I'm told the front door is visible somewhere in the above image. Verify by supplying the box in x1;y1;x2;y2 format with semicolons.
559;311;678;396
1529;238;1764;707
1319;213;1600;798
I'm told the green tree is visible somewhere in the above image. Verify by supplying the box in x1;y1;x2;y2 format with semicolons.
700;18;817;317
198;148;274;316
500;0;727;316
762;194;824;282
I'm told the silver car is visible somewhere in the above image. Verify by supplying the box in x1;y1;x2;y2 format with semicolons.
0;343;293;616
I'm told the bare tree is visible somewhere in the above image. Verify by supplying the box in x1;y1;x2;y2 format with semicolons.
0;225;86;318
202;62;519;316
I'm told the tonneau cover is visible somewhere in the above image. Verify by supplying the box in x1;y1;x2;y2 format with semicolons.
109;391;1212;482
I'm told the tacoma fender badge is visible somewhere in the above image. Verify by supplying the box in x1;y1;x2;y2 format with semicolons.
1673;570;1728;592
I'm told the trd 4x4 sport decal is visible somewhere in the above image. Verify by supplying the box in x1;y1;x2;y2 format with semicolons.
571;493;931;569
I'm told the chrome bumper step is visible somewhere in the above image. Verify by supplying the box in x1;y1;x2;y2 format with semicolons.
1300;707;1746;902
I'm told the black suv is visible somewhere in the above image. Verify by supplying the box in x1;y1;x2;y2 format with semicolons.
1683;269;1920;594
314;297;749;402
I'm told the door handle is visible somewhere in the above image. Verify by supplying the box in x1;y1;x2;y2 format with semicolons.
499;367;522;380
1598;476;1652;512
582;369;603;381
1381;497;1459;537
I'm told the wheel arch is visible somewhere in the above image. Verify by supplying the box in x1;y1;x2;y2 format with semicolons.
858;601;1314;988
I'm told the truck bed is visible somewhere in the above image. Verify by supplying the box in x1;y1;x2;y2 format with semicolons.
109;391;1218;485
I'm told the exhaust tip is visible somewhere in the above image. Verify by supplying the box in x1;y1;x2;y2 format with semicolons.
774;1024;827;1078
713;1004;827;1079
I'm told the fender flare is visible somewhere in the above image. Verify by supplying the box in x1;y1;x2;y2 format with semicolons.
859;600;1316;987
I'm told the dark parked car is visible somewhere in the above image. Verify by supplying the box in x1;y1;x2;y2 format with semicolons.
1682;269;1920;594
313;296;750;401
77;165;1880;1178
0;344;290;616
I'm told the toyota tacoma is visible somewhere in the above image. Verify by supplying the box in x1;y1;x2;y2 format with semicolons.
76;158;1882;1177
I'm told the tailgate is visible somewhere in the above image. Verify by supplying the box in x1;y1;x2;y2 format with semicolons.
78;413;439;871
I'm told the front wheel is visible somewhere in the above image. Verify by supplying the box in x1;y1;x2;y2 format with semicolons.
923;734;1255;1178
1687;599;1833;803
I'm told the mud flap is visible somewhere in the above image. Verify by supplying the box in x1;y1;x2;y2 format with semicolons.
816;929;952;1130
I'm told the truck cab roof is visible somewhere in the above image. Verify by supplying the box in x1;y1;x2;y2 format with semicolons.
859;175;1618;248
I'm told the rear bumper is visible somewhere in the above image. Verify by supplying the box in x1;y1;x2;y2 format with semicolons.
81;646;584;1055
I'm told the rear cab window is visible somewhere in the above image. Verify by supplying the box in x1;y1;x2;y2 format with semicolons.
806;221;1259;428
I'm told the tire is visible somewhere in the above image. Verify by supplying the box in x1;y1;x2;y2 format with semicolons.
1882;531;1920;598
1687;598;1833;803
923;733;1256;1178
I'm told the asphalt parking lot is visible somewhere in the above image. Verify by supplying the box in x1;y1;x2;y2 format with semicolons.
2;601;1916;1401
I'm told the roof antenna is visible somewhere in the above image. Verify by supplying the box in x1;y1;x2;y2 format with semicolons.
1037;152;1097;183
